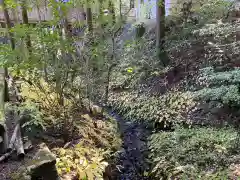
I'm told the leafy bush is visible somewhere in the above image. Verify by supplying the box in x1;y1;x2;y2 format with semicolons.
53;112;121;180
171;0;232;24
148;126;239;179
108;90;196;127
6;101;46;139
54;143;109;180
74;113;122;151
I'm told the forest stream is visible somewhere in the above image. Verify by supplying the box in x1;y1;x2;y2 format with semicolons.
109;111;150;180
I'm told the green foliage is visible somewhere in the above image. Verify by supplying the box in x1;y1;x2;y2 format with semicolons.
54;143;109;180
108;91;195;126
53;113;121;179
6;101;46;138
194;67;240;106
171;0;232;24
148;126;239;179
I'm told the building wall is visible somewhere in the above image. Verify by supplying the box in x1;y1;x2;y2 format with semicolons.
135;0;174;20
0;6;85;23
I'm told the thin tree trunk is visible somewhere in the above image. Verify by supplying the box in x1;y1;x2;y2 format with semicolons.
11;6;20;25
36;2;42;23
147;0;151;19
104;63;116;105
156;0;165;48
98;0;104;28
20;0;32;51
1;0;13;102
63;18;71;38
4;69;9;102
119;0;122;20
2;0;15;49
36;1;48;81
156;0;168;66
86;1;93;33
109;0;116;24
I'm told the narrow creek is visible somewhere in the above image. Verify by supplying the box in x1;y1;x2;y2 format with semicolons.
109;111;151;180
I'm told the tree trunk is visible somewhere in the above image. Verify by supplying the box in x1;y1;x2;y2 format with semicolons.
20;0;32;51
0;70;8;154
1;0;13;102
4;69;9;102
98;0;104;28
2;0;15;49
156;0;165;48
86;1;93;33
109;0;116;24
156;0;168;66
36;2;42;23
11;5;20;25
119;0;122;20
147;0;151;19
104;63;116;105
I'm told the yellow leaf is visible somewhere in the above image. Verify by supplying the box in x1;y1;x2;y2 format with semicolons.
90;163;98;169
66;167;71;173
127;67;133;73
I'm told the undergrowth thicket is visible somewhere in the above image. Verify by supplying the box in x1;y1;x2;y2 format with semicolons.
0;0;239;179
148;127;240;179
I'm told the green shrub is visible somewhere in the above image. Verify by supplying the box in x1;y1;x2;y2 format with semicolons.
108;90;196;126
194;67;240;107
53;113;121;179
148;126;239;179
54;143;109;179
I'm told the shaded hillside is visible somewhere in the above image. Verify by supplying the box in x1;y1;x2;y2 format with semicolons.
107;1;240;178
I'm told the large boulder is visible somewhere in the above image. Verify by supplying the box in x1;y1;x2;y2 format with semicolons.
16;143;60;180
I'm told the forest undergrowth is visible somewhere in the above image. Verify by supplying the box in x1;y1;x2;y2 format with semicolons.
107;1;240;179
0;0;240;179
